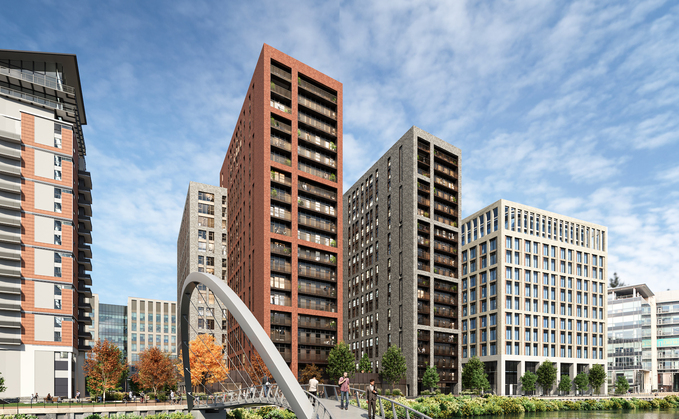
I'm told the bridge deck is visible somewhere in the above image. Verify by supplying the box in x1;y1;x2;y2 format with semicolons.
315;397;367;419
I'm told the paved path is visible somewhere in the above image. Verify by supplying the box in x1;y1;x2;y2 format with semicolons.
315;397;368;419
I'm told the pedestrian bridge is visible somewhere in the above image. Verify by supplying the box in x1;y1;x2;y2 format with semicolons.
180;272;430;419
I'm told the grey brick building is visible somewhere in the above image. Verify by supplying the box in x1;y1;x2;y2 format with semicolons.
177;182;228;354
343;126;461;395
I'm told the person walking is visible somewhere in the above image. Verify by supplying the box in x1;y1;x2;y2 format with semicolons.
338;372;350;410
170;390;175;404
262;374;270;398
75;390;80;402
367;379;378;419
308;374;319;406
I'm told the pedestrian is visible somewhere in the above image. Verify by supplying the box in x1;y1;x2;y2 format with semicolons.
262;374;270;398
309;374;319;406
338;372;350;410
367;378;378;419
129;391;133;402
170;390;175;404
46;393;52;403
76;390;80;402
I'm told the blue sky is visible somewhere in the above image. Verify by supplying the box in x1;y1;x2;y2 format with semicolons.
2;0;678;305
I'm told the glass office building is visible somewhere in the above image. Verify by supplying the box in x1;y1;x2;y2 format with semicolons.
98;303;128;357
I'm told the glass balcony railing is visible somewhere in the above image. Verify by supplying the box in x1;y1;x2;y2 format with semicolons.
0;65;76;94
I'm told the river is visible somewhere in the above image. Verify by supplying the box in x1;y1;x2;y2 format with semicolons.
509;410;679;419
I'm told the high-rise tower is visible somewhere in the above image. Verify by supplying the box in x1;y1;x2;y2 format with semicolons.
221;45;342;376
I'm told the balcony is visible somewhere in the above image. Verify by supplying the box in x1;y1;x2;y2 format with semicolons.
434;214;457;228
434;346;457;357
417;277;430;288
271;118;292;134
298;197;336;217
298;129;336;154
417;195;430;207
434;176;456;192
271;65;291;81
297;248;337;266
271;170;292;186
435;333;457;344
0;65;76;94
417;154;430;166
417;141;430;152
417;168;430;178
417;330;430;341
418;315;431;326
271;206;292;222
271;152;292;167
298;317;337;330
417;261;430;272
298;335;336;346
418;304;430;315
77;284;93;297
271;83;292;100
298;95;337;120
434;228;456;242
271;294;293;307
78;225;92;243
417;345;431;355
433;318;457;330
78;330;93;340
434;149;458;166
271;314;292;326
271;280;292;291
434;162;458;180
434;188;457;204
434;281;457;293
434;305;456;318
434;293;456;305
271;136;292;152
298;298;337;313
299;112;336;137
417;181;430;194
271;222;291;237
271;242;292;256
298;265;336;282
433;265;456;278
299;182;336;203
299;161;337;182
298;78;337;103
79;271;92;285
434;254;456;268
298;351;329;363
271;261;292;274
434;241;456;255
417;223;430;235
417;249;430;260
298;282;337;298
78;170;92;189
417;235;430;247
79;301;93;312
298;145;336;168
434;202;457;217
271;332;292;344
271;189;292;204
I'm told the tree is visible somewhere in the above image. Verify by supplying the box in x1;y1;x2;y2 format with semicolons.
0;371;6;393
83;340;127;402
558;375;572;395
422;365;440;392
380;345;407;390
245;351;272;385
574;372;589;394
133;346;176;395
609;272;625;289
536;360;557;396
299;364;325;385
520;371;537;395
178;334;228;390
588;364;607;395
358;353;372;373
615;376;629;394
461;356;490;394
327;342;355;381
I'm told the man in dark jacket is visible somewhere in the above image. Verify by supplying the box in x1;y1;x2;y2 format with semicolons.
367;378;378;419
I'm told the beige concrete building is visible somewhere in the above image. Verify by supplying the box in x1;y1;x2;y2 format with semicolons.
127;297;177;363
460;199;608;395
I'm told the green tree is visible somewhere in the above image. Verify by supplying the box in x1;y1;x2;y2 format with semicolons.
83;340;127;402
558;375;572;395
422;365;440;392
380;345;407;390
327;342;355;382
574;372;589;394
615;376;630;394
0;371;6;393
358;353;372;373
609;272;625;288
588;364;607;395
536;360;557;396
461;356;490;394
520;371;537;395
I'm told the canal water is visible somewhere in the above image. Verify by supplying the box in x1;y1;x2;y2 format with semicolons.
510;410;679;419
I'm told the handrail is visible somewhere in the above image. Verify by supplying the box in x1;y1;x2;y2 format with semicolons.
304;390;335;419
0;65;76;94
302;384;434;419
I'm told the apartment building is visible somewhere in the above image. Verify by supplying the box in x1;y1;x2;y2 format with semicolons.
221;44;342;376
607;284;656;393
177;182;228;353
460;200;608;395
655;290;679;392
0;50;93;399
344;127;461;395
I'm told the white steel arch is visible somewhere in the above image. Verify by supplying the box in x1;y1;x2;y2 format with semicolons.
180;272;313;419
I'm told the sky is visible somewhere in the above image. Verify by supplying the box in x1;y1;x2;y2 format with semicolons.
2;0;678;305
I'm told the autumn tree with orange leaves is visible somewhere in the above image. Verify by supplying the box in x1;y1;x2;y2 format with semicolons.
178;334;228;390
83;340;127;402
245;351;272;384
133;346;176;395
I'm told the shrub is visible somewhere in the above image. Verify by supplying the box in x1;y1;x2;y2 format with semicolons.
392;389;402;396
85;415;103;419
384;389;391;396
420;390;430;395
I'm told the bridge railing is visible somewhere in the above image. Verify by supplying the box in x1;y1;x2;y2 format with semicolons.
304;390;334;419
302;384;433;419
191;384;290;410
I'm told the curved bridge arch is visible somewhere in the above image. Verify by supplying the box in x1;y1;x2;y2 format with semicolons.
180;272;313;419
